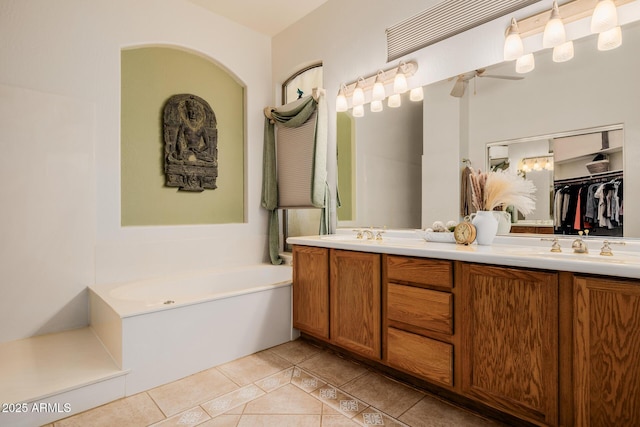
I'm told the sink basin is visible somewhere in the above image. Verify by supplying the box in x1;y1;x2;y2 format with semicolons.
502;247;640;264
319;234;370;242
319;234;426;247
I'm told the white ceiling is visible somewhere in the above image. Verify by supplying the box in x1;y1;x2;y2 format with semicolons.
189;0;329;36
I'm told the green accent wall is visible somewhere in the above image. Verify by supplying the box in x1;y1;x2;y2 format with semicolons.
337;112;354;221
121;47;245;225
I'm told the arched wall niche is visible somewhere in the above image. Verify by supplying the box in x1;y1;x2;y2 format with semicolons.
121;45;246;226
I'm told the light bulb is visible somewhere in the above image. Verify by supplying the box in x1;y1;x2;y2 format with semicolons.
336;86;348;112
372;71;386;101
515;53;535;74
591;0;618;34
370;100;383;112
533;160;541;171
352;86;365;106
544;158;553;170
598;26;622;51
504;18;524;61
543;2;566;48
553;40;574;62
388;94;401;108
352;104;364;117
393;71;408;94
409;87;424;102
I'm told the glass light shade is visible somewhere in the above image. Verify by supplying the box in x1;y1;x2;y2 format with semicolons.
598;26;622;51
352;104;364;117
533;160;542;171
515;53;535;74
544;159;553;170
370;100;383;112
352;86;365;106
522;162;531;172
393;72;408;94
543;3;566;48
504;19;524;61
504;33;524;61
372;81;386;101
409;87;424;102
388;94;401;108
552;40;574;62
336;92;348;112
591;0;618;34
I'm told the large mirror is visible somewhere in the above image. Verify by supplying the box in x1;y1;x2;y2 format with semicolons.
338;19;639;238
337;100;423;229
487;125;623;237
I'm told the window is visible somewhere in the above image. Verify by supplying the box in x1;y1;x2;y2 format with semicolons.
281;63;323;251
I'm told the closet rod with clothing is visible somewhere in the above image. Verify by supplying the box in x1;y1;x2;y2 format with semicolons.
553;169;623;186
553;172;623;236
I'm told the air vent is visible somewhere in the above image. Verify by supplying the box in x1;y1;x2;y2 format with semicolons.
386;0;539;61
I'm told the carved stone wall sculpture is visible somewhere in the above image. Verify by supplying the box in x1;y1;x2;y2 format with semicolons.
163;94;218;191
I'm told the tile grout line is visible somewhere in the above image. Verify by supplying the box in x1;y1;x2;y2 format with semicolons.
144;391;170;421
212;365;246;389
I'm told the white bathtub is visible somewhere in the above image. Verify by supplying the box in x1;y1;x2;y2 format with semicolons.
89;264;294;395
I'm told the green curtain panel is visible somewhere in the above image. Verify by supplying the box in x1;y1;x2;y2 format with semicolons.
262;92;328;264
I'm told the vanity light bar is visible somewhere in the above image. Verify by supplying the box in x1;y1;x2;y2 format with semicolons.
340;61;418;99
520;155;554;172
513;0;633;38
505;0;631;72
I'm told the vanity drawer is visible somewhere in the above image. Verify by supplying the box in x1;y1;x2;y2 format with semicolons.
387;283;453;335
387;327;453;387
386;255;453;289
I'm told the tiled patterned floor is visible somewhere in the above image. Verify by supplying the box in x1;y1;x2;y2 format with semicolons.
47;339;500;427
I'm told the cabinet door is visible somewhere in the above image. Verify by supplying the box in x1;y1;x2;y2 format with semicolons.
574;276;640;426
460;263;559;426
292;245;329;340
330;249;381;359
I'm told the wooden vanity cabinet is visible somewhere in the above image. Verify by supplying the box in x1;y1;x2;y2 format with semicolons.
292;245;330;340
293;243;640;426
330;249;382;359
574;275;640;426
459;263;559;426
384;255;455;387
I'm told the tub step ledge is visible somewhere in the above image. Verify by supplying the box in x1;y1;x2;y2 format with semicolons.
0;327;128;427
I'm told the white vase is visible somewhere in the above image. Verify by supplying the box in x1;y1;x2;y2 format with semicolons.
493;211;512;235
471;211;499;245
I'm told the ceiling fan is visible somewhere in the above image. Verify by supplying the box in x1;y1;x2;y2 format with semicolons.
450;68;523;98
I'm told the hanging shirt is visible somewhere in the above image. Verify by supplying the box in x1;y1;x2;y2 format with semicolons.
573;187;582;231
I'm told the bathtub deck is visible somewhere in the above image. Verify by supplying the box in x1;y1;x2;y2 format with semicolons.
0;327;128;426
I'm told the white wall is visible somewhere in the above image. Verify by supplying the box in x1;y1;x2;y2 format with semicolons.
0;0;272;343
272;0;640;231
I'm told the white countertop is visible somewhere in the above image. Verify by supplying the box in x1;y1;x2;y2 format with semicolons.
287;231;640;280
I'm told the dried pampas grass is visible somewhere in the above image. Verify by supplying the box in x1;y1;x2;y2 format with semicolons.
469;169;536;214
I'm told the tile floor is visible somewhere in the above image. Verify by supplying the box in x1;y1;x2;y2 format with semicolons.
47;339;500;427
